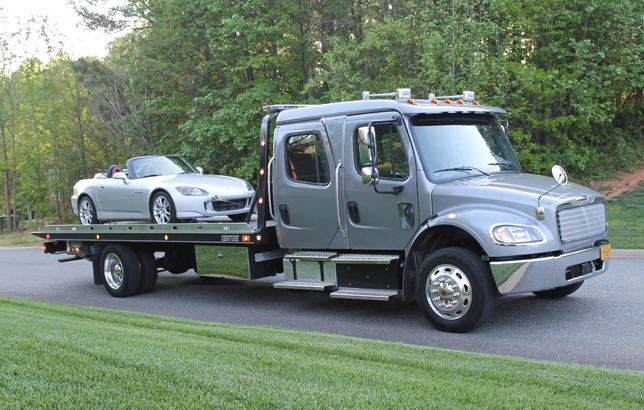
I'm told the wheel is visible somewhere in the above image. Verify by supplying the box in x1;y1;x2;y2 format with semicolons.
78;196;100;225
101;245;142;297
533;281;583;298
136;249;158;294
228;213;248;222
150;191;178;224
416;248;495;333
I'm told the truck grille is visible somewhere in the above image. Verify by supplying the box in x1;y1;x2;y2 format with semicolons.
211;198;248;212
557;203;606;243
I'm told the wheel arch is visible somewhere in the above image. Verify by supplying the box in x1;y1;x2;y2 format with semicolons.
402;224;487;300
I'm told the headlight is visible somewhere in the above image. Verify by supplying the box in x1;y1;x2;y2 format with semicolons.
244;181;253;191
175;186;209;196
491;225;544;245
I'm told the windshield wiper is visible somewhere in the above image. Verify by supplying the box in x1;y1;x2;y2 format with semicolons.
434;166;489;176
488;161;518;169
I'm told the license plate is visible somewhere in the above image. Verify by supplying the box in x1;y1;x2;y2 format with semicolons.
600;244;612;261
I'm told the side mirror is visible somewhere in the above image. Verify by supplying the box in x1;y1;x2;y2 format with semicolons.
112;171;128;182
551;165;568;185
196;166;204;174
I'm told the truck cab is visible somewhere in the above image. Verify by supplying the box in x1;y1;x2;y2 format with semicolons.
267;89;610;332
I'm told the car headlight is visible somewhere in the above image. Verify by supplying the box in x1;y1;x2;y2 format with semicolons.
491;225;544;245
244;181;253;191
175;186;209;196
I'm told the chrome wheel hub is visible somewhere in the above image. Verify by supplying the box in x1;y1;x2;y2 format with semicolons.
104;254;124;290
426;264;472;320
79;200;92;225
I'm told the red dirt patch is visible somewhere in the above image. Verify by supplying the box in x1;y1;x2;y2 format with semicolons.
589;168;644;200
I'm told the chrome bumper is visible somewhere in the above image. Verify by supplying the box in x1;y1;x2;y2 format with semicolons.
490;245;610;295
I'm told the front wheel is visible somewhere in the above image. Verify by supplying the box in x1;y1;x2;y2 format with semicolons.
416;248;495;333
150;192;178;224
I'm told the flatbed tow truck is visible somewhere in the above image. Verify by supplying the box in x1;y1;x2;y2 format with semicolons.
34;89;611;332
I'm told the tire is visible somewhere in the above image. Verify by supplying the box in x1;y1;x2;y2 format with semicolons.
228;213;248;222
533;281;583;298
416;247;495;333
101;245;142;297
136;249;158;294
78;196;100;225
150;191;178;224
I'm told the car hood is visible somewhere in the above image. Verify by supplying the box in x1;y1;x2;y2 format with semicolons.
153;174;252;193
431;172;604;216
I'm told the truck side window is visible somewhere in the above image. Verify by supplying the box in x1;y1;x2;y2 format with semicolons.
355;123;408;180
285;133;330;184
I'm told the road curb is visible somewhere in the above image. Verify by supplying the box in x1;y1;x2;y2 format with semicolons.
611;249;644;259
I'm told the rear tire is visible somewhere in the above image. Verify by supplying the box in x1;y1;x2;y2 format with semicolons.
136;249;158;294
101;245;141;297
416;248;495;333
78;196;100;225
533;282;583;298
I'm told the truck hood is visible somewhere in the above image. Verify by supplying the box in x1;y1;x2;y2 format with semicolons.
431;172;604;218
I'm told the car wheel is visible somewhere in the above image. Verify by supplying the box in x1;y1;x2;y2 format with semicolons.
228;213;248;222
533;282;583;298
151;192;178;224
78;196;100;225
101;245;141;297
416;247;496;333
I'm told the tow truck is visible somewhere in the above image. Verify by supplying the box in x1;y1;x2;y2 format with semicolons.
34;89;611;332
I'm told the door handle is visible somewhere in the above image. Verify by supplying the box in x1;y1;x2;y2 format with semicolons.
278;204;290;224
347;201;360;224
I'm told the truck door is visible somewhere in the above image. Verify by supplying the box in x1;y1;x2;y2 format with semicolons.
273;122;345;249
343;113;419;250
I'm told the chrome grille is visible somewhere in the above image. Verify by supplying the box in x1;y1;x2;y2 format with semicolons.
557;203;606;243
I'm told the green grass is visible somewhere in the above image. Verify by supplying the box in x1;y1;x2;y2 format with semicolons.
0;297;641;409
605;181;644;249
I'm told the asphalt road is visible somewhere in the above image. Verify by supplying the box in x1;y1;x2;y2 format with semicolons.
1;247;642;372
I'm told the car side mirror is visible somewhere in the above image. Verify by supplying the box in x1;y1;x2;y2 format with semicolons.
196;166;204;174
112;171;128;183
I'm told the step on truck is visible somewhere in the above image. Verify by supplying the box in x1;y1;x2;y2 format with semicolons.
34;89;612;332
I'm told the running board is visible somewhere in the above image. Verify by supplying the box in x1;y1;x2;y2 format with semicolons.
330;288;398;301
273;280;335;291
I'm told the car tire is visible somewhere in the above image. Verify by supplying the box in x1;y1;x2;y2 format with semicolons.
533;281;583;298
78;196;100;225
150;191;178;224
228;213;248;222
101;245;142;297
416;247;496;333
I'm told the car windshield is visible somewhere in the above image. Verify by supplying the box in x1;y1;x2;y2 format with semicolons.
409;114;521;182
130;156;198;178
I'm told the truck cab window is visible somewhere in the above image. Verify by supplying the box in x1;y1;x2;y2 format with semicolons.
285;133;330;184
355;123;408;180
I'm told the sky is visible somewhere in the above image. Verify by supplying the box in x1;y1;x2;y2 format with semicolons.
0;0;123;69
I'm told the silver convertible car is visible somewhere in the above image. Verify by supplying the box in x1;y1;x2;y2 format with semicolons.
71;155;255;225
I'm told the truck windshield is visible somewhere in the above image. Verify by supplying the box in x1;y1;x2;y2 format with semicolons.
410;114;521;182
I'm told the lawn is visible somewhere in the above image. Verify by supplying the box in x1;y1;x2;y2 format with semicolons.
0;297;642;409
605;181;644;249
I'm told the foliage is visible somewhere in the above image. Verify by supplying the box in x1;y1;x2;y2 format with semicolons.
0;0;642;222
605;181;644;249
1;297;642;408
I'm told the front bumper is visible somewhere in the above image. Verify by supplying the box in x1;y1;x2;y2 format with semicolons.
490;244;611;295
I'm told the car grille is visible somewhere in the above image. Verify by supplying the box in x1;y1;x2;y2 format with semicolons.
211;198;248;212
557;203;606;243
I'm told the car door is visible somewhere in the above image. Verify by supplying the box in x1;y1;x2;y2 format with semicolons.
273;121;345;249
95;177;150;219
343;113;419;250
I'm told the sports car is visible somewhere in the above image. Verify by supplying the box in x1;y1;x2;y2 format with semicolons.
71;155;255;225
